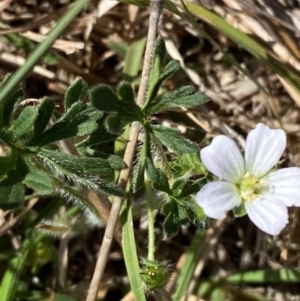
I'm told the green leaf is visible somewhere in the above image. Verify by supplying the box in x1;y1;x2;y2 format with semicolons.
24;167;55;195
105;112;137;135
10;106;37;140
64;77;88;111
144;37;166;106
0;170;24;210
76;122;118;148
117;81;136;107
132;142;146;193
0;74;25;127
92;177;125;197
39;149;114;176
123;37;146;81
38;152;124;197
151;124;198;155
82;149;125;170
172;152;206;179
32;97;55;139
0;147;17;176
163;211;179;239
32;103;102;146
1;89;24;127
177;206;190;229
90;84;121;112
145;152;158;184
159;59;181;84
120;197;147;301
152;171;170;194
91;83;142;134
177;178;204;198
146;86;207;115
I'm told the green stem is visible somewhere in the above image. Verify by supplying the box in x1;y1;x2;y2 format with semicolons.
145;174;155;261
0;0;90;107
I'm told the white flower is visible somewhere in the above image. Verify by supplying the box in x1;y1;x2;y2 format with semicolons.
195;123;300;235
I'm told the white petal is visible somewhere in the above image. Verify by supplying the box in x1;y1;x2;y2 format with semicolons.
195;181;242;219
245;197;288;235
200;135;245;183
245;123;286;177
261;167;300;206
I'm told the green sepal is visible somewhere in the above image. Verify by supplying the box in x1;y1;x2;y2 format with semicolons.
32;97;55;139
39;149;114;176
10;106;37;141
151;125;198;155
152;171;170;194
31;103;102;146
0;170;25;210
64;77;88;111
146;85;207;115
140;259;169;291
233;202;247;217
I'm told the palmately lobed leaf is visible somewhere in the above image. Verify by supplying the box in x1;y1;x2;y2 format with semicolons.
30;103;102;146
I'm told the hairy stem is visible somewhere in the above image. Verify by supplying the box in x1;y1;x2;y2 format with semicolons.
85;0;164;300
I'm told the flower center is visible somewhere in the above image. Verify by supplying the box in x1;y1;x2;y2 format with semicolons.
238;172;263;201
